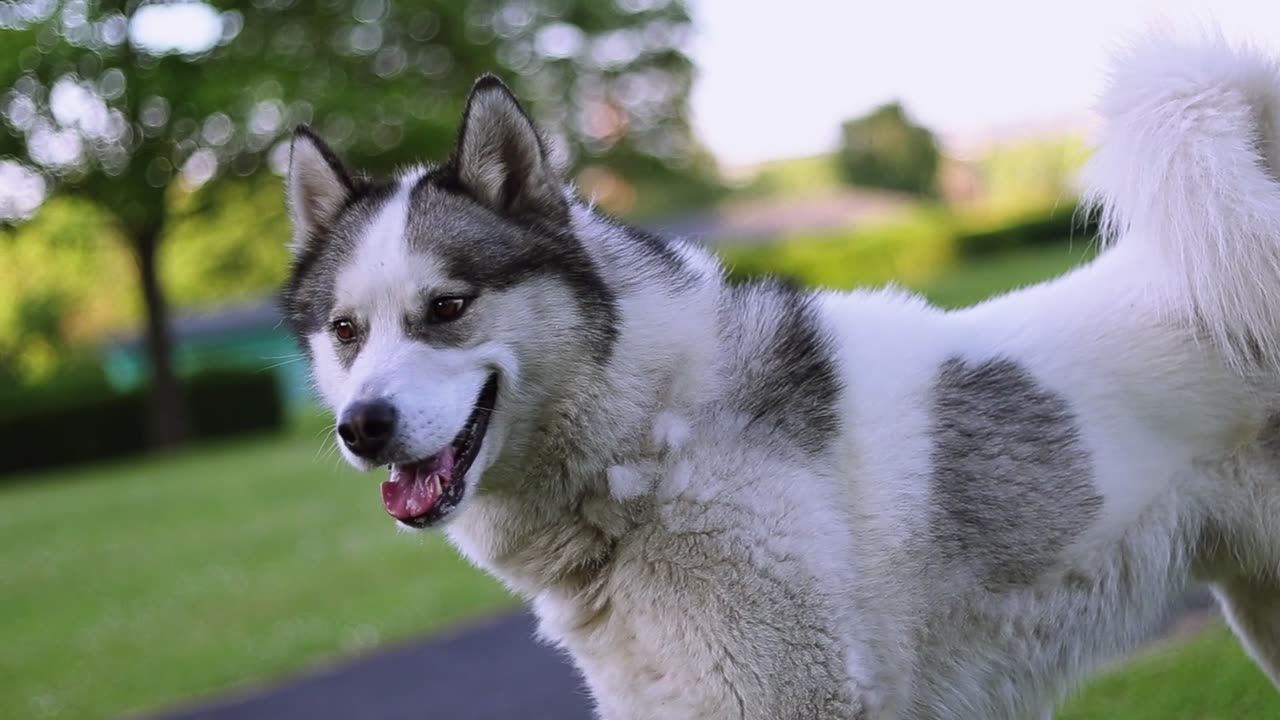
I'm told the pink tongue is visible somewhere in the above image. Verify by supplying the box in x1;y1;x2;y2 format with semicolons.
381;447;457;521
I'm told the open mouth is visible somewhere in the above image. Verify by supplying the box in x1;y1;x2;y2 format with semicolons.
380;374;498;528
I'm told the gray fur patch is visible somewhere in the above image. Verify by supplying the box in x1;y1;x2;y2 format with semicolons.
1257;413;1280;456
929;357;1101;587
719;280;841;455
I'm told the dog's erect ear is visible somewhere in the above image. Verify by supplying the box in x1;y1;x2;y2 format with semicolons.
447;75;567;226
287;127;355;253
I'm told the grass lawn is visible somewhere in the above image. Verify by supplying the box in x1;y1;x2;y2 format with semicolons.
1059;623;1280;718
0;424;515;719
919;241;1097;309
4;243;1277;719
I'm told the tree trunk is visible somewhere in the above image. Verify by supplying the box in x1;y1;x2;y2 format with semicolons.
134;223;190;448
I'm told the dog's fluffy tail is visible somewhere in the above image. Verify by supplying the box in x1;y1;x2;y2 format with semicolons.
1084;32;1280;373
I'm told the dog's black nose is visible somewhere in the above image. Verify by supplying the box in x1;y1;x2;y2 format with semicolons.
337;400;397;459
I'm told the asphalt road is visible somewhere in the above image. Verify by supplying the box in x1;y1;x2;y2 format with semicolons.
155;612;594;720
153;589;1217;720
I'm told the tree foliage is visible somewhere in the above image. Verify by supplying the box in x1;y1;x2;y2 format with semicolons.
0;0;699;442
1;0;698;204
836;102;940;198
0;196;136;384
161;172;292;307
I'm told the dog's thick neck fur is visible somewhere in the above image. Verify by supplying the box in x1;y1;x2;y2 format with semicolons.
446;200;731;599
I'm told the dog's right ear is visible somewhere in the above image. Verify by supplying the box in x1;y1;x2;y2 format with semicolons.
286;127;355;254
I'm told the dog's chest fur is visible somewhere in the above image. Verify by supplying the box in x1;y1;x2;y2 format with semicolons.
455;433;874;720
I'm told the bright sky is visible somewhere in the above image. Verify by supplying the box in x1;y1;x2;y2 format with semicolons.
690;0;1280;166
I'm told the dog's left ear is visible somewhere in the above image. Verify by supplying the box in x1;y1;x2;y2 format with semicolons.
447;75;568;226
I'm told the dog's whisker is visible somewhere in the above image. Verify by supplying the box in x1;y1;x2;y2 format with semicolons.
259;357;305;371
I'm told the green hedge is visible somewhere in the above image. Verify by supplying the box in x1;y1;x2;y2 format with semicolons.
186;370;285;440
955;203;1098;257
0;368;284;476
720;201;1098;290
721;208;955;289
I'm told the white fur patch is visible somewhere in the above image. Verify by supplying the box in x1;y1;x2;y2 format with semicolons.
650;411;691;453
606;464;648;500
306;332;345;410
1083;31;1280;373
335;173;435;313
671;240;722;281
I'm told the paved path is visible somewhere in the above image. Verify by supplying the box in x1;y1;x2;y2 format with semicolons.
156;591;1219;720
156;613;593;720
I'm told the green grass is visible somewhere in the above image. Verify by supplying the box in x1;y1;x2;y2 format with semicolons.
4;245;1277;719
918;241;1097;309
0;424;514;719
1059;623;1280;718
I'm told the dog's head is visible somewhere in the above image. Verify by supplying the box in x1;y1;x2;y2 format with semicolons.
282;76;616;529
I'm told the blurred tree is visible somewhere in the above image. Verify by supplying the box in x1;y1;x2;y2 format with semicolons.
0;196;136;385
162;172;292;308
0;0;698;446
977;133;1090;209
836;102;940;198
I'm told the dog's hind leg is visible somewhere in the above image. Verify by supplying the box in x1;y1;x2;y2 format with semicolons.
1213;574;1280;687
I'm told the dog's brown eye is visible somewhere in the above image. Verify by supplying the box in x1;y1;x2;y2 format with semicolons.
429;297;470;323
332;318;358;343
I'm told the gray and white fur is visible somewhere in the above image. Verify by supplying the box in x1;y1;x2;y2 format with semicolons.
282;34;1280;719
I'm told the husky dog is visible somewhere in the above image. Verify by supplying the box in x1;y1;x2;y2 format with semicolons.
282;33;1280;720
